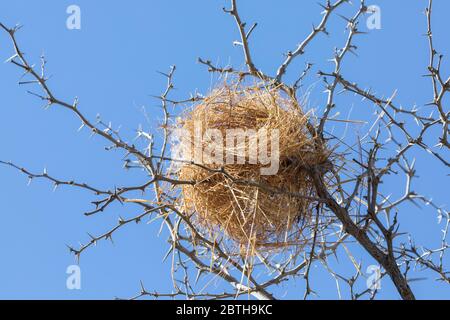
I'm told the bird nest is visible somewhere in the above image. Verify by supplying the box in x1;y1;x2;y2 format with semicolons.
171;84;329;253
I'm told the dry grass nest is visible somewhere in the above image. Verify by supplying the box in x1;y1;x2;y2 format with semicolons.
174;84;330;253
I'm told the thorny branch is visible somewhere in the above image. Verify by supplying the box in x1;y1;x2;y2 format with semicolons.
1;0;449;300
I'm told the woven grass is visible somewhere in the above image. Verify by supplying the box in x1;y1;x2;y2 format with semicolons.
175;84;329;253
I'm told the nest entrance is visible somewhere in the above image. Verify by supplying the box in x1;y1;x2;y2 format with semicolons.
175;85;329;253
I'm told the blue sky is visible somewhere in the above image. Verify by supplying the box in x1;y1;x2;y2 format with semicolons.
0;0;449;299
